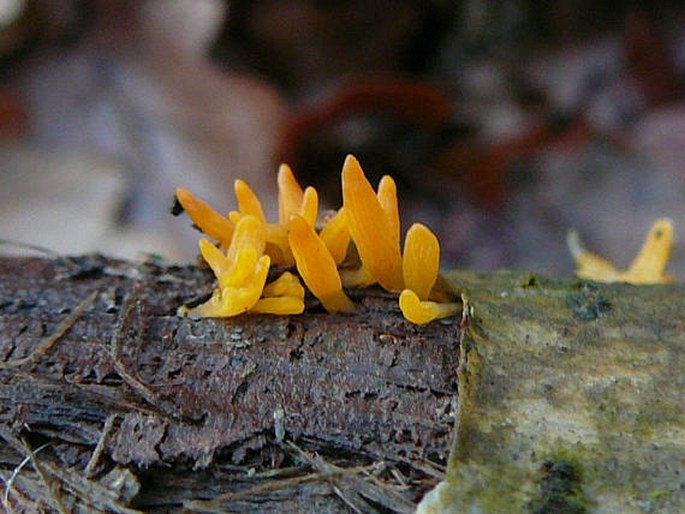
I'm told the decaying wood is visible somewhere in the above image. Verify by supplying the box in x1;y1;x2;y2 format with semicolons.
0;255;460;513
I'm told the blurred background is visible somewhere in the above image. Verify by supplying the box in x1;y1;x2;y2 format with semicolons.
2;0;685;277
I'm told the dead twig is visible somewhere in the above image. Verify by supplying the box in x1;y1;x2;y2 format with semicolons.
23;438;70;514
1;442;50;512
0;424;142;514
184;462;383;513
85;415;119;478
288;442;415;514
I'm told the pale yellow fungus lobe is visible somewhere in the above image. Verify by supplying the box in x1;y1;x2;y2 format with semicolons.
568;218;674;284
288;215;354;313
176;187;234;247
623;218;674;283
399;290;460;326
342;154;404;292
402;223;440;300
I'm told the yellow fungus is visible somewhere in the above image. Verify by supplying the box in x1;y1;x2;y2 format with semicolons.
568;218;674;284
176;188;234;247
342;154;404;292
264;224;290;252
185;247;270;318
228;209;293;266
225;215;266;262
262;272;305;300
399;289;460;325
377;175;400;243
177;155;461;325
252;272;305;315
319;208;350;265
300;186;319;226
340;265;376;288
276;164;318;226
181;215;272;318
278;163;304;224
288;215;354;313
567;230;619;281
620;218;674;284
251;296;305;315
402;223;440;300
198;238;244;290
234;179;266;223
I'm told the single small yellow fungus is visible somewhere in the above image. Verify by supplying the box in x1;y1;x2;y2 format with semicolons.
180;214;273;318
399;289;460;325
278;163;304;225
621;218;674;284
319;208;350;265
377;175;400;243
185;243;271;318
568;218;675;284
234;179;266;223
176;187;234;247
342;154;404;292
288;215;354;313
402;223;440;300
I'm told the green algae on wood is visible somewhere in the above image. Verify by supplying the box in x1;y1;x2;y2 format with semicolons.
418;271;685;514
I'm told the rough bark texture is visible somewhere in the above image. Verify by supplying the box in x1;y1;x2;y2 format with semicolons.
0;255;460;513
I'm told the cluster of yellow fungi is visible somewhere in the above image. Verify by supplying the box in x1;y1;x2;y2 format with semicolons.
176;155;460;324
568;218;674;284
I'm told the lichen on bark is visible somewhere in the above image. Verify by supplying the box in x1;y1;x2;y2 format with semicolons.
419;271;685;514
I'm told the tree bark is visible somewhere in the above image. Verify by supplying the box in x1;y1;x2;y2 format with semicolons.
0;255;460;513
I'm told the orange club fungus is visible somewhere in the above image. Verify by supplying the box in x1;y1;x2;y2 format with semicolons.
175;155;461;324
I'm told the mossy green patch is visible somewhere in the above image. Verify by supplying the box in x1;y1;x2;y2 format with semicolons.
417;271;685;514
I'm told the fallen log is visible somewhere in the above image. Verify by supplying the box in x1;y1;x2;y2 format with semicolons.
3;255;685;513
0;255;459;513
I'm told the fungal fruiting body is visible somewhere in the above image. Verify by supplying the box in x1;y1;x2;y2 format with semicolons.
399;223;460;325
341;156;404;292
568;218;674;284
176;154;460;324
